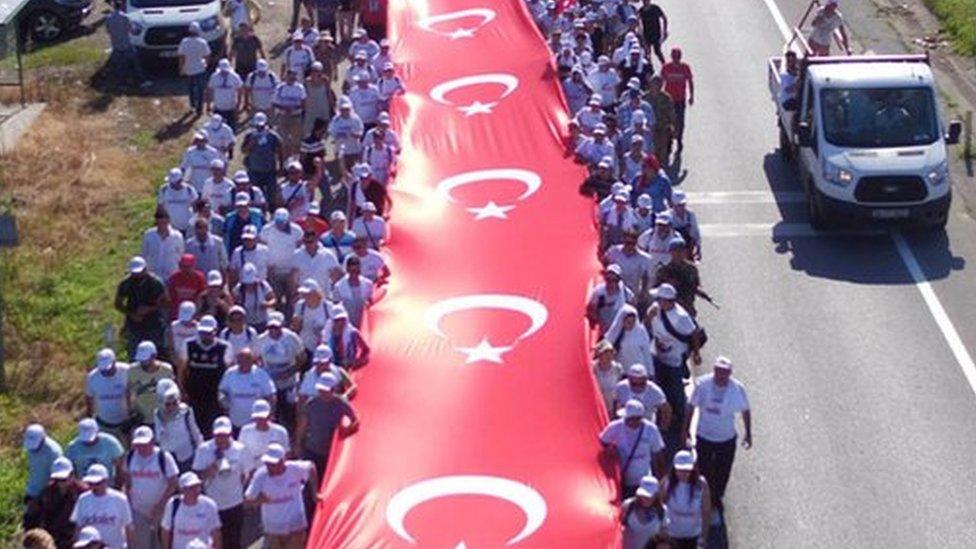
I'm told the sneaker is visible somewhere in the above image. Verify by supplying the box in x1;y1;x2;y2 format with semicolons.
710;508;723;527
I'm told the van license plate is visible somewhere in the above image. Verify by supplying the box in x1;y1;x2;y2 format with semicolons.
872;209;910;219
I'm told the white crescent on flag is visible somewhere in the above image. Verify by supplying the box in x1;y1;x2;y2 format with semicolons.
417;8;497;39
385;475;548;545
435;169;543;220
425;294;549;363
429;74;520;116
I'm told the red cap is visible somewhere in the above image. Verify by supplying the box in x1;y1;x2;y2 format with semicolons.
179;254;196;268
644;154;661;172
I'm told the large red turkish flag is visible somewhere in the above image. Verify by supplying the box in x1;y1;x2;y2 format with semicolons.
308;0;620;546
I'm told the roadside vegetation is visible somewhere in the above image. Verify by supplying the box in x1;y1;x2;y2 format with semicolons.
923;0;976;55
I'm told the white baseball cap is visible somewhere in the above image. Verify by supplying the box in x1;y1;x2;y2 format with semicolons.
82;463;109;484
302;278;322;294
338;97;353;109
241;262;258;284
635;475;660;498
128;256;147;274
156;378;178;398
714;356;734;371
673;450;696;471
135;340;157;362
206;270;223;287
242;224;258;240
261;443;286;464
187;21;201;34
354;163;372;178
235;192;251;207
253;112;268;126
672;190;688;205
330;210;347;222
73;526;102;548
178;300;197;322
316;372;339;392
167;168;183;184
605;264;622;277
233;170;250;184
96;348;116;371
362;201;377;212
197;315;218;333
274;208;291;224
49;456;73;480
313;344;333;364
593;123;607;135
212;416;233;435
286;160;303;172
619;399;646;419
655;212;673;225
266;311;284;327
78;418;99;443
23;424;45;450
217;58;231;71
179;471;203;489
637;194;653;208
651;283;677;301
131;425;154;445
627;363;648;378
251;399;272;419
210;158;226;170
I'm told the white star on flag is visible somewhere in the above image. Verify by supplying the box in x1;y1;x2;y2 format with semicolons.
466;201;514;220
456;337;512;364
458;101;496;116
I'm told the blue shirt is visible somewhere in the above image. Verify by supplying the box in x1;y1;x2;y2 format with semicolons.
25;437;63;498
633;172;673;213
224;209;265;254
65;434;125;481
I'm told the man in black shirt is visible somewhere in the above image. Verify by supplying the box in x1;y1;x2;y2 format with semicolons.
638;0;669;66
115;256;168;360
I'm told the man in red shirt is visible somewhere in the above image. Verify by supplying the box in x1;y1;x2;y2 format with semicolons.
660;47;694;153
166;254;207;319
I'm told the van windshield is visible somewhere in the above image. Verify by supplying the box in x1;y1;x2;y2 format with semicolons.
130;0;212;8
820;87;939;148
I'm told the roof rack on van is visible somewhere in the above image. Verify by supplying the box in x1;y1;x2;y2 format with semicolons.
802;53;931;69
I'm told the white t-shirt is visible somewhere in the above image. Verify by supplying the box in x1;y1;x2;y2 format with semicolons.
690;375;750;442
181;146;222;193
298;364;345;398
648;305;696;368
809;8;843;46
208;70;244;111
599;419;664;487
246;71;279;111
202;177;235;213
70;489;134;548
605;246;652;297
161;495;222;548
191;440;249;510
291;246;341;295
613;380;667;420
219;326;258;358
245;461;314;535
238;422;291;473
86;366;131;425
254;330;304;390
218;366;276;427
178;37;211;76
126;448;179;516
350;217;387;250
344;249;386;282
230;244;270;282
260;223;303;272
158;184;200;232
293;298;330;351
272;82;307;112
203;123;235;158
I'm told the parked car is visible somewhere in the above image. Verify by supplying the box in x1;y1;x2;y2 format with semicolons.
18;0;93;43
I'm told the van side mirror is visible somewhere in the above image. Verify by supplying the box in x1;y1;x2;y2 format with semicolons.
945;120;962;145
797;121;813;147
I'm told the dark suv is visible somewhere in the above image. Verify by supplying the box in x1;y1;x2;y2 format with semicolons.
19;0;93;43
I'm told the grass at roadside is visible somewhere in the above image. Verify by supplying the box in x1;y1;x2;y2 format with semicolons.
923;0;976;56
0;41;186;540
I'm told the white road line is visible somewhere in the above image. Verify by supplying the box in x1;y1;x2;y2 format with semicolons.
685;190;805;204
758;0;976;400
700;222;884;238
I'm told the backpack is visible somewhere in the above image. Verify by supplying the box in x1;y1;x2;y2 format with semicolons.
126;448;172;476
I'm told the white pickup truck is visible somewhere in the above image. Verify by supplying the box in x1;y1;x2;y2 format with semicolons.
768;53;962;228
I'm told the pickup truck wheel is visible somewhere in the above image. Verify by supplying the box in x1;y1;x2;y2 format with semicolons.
778;124;794;162
27;10;65;43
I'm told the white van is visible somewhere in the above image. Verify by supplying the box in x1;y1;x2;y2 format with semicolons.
126;0;227;60
769;53;962;229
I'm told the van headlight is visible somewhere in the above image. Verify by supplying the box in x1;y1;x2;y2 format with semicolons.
130;21;144;35
823;160;854;186
926;160;949;186
199;16;219;32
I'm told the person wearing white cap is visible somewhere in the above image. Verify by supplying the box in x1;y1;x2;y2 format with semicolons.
218;347;276;429
278;160;317;222
297;344;355;406
192;416;248;548
329;96;366;168
228;222;270;288
579;157;619;200
22;423;63;524
621;474;668;549
599;399;666;498
344;51;377;90
321;306;370;369
161;472;222;549
604;231;652;307
630;193;655;235
31;456;85;547
70;463;133;547
181;132;222;194
241;113;285;207
244;60;279;115
587;55;621;107
281;32;315;80
254;311;305;429
244;443;317;546
272;68;309;159
575;123;617;172
206;59;244;131
348;73;382;128
218;305;259;357
332;254;374;328
667;189;701;260
587;264;635;337
196;270;233;331
200;159;235;215
296;371;358;475
591;340;624;413
600;191;638;250
127;341;175;426
683;356;751;526
178;22;212;116
170;302;200;371
573;95;605;135
302;61;335;140
361;128;397;186
65;419;125;485
291;227;342;297
645;282;701;447
238;399;290;474
232;261;276;330
638;210;675;276
362;111;400;154
563;66;594;115
604;303;654;382
121;426;178;549
654;235;709;317
157;168;200;233
232;169;269;213
182;315;234;437
321;209;357;262
348;28;380;61
260;207;303;311
202;112;237;163
613;363;672;427
346;233;388;284
142;205;186;281
189;198;226;240
662;450;711;546
115;255;168;372
297;15;320;47
290;279;332;355
349;162;388;217
375;62;405;112
185;217;229;282
350;203;388;252
154;382;204;472
84;349;132;443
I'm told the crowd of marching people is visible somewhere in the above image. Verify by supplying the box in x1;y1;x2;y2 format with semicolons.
15;0;760;546
535;0;755;547
21;1;398;547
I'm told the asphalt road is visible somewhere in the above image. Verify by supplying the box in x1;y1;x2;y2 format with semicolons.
666;0;976;546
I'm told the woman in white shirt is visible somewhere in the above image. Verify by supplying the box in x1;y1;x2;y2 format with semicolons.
592;339;624;413
621;475;669;549
290;279;332;357
154;383;204;471
662;450;711;549
604;304;654;375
